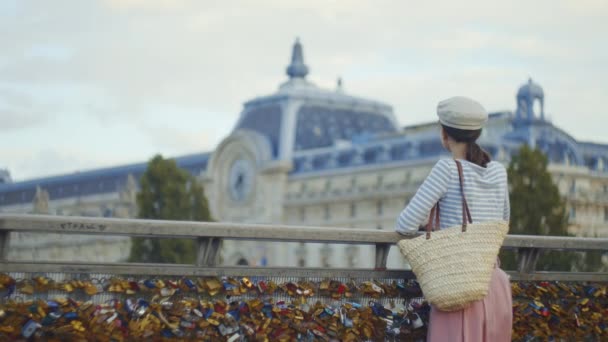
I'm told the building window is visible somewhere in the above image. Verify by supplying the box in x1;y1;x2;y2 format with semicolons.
324;204;330;220
404;171;412;185
299;207;306;222
376;174;384;188
569;180;576;194
345;245;358;268
350;203;356;218
604;185;608;194
103;208;113;217
324;180;331;193
604;208;608;222
300;182;307;193
377;200;383;216
320;244;332;268
569;206;576;219
296;242;307;267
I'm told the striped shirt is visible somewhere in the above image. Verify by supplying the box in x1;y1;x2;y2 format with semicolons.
395;158;510;234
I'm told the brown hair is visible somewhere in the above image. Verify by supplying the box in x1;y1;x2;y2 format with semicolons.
441;125;491;167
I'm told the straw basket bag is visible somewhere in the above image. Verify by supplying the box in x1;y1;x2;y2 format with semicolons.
397;160;509;312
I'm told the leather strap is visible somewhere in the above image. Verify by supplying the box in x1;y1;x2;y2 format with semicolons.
425;160;473;239
426;203;440;239
456;160;473;231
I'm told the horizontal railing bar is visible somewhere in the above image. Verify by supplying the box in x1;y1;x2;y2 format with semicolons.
0;262;411;279
2;262;605;282
1;214;607;251
0;214;395;244
503;236;608;251
506;271;608;282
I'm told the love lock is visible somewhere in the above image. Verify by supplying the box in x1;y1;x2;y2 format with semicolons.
21;320;41;338
411;313;424;329
227;333;241;342
386;327;401;337
396;315;411;327
369;301;386;317
340;308;353;328
370;283;384;293
218;323;239;336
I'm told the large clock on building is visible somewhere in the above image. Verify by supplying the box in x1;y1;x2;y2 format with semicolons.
228;158;255;202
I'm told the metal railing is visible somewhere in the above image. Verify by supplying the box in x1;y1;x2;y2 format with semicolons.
0;214;606;282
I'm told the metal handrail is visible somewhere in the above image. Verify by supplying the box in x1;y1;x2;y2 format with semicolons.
1;214;607;281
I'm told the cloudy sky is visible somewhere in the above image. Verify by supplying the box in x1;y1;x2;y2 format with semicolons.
1;0;607;181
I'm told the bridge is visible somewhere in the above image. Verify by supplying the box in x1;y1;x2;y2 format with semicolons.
1;214;606;341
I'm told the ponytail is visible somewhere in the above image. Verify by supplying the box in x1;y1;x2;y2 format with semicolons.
466;142;491;168
442;124;492;168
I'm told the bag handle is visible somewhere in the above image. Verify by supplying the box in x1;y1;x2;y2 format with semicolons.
425;203;440;239
425;160;473;239
456;160;473;231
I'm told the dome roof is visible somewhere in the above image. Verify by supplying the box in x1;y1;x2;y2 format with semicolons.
234;39;398;159
517;78;544;98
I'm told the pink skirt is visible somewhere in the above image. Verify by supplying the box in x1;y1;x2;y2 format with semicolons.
427;266;513;342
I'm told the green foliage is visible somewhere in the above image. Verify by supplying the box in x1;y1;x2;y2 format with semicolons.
507;145;568;236
500;145;577;271
129;154;212;264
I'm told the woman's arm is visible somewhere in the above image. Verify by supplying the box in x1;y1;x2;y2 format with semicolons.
395;160;451;235
503;171;511;221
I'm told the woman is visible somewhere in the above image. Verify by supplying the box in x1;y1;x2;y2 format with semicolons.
395;96;512;342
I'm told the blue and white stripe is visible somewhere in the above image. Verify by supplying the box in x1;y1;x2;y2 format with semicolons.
395;159;510;234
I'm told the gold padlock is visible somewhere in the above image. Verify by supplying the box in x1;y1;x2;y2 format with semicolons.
62;283;74;293
20;282;35;295
205;278;221;292
84;282;98;296
0;326;14;334
242;277;253;288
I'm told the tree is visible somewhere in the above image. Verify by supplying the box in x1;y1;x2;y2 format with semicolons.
129;154;212;264
501;145;576;271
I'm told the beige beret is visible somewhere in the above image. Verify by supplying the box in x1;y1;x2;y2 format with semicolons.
437;96;488;130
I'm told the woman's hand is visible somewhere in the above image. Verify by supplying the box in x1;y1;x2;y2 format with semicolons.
397;229;419;236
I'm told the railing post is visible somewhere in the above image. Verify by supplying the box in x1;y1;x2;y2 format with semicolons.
0;231;9;261
374;243;390;270
196;237;222;267
517;247;540;273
